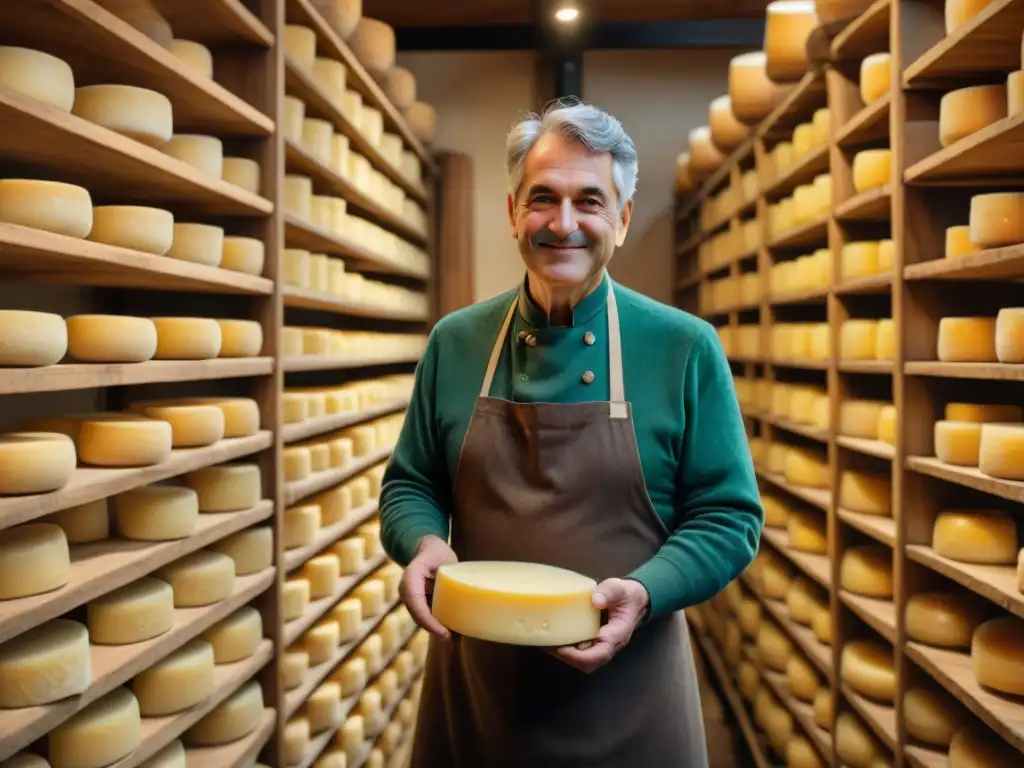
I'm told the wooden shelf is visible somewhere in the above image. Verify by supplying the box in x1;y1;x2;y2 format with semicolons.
283;501;379;572
836;95;891;148
769;216;829;250
151;0;275;46
770;287;829;306
840;591;897;644
756;469;832;512
905;245;1024;281
831;0;891;60
283;284;428;322
760;72;827;139
835;272;893;295
765;144;831;200
757;594;833;679
0;357;273;396
905;112;1024;183
282;399;409;444
834;186;892;221
283;352;422;374
838;508;897;546
841;684;898;750
905;361;1024;381
0;432;272;532
0;501;273;645
761;668;832;759
907;544;1024;621
284;215;429;279
762;528;832;588
837;435;895;460
0;87;272;217
284;447;393;506
839;360;894;374
0;568;274;761
765;414;830;444
906;455;1024;504
184;707;276;768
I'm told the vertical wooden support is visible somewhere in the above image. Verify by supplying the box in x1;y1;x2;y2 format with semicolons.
434;151;476;318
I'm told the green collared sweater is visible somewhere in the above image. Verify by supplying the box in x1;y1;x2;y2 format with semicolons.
379;273;764;618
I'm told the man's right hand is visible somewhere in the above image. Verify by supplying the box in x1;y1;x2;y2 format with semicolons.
399;534;458;639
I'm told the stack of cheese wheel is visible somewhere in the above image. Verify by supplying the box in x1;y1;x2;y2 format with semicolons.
934;402;1021;467
840;318;895;361
709;95;751;153
763;1;817;81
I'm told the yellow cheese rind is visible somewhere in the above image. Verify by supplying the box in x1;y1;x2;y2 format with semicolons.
72;85;173;147
840;545;893;598
839;471;891;516
935;421;983;466
860;53;891;105
221;236;265;276
852;149;891;192
0;618;91;707
835;711;883;768
972;616;1024;695
132;639;215;715
0;310;68;367
115;484;199;541
222;157;261;195
209;527;273;575
787;510;827;554
0;432;76;496
88;205;173;255
904;685;970;747
932;509;1018;564
787;654;820;702
948;725;1020;766
141;739;186;768
945;225;980;259
763;1;816;81
906;591;985;649
87;576;174;645
216;319;264;358
282;579;310;622
164;135;224;178
937;317;997;362
0;46;75;111
48;688;141;767
0;179;93;238
66;315;157;363
939;85;1007;147
0;522;70;599
996;307;1024;362
184;679;264;746
946;0;996;33
969;192;1024;249
157;550;236;607
431;561;600;646
841;640;895;702
167;40;213;78
729;51;793;125
53;498;109;544
152;317;222;360
132;404;225;448
757;622;793;671
201;606;263;664
167;222;224;267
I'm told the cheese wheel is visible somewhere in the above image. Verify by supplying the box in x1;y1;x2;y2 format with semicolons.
841;319;878;360
283;24;316;69
222;157;261;197
143;740;186;768
53;499;109;544
787;581;815;625
167;222;224;267
283;650;308;690
0;618;91;707
0;523;70;599
994;307;1024;363
852;149;891;192
1009;70;1024;117
181;463;262;514
877;405;896;445
283;579;310;622
215;319;263;358
842;241;881;280
132;639;215;715
157;550;236;607
66;315;157;363
167;39;213;78
335;537;365;574
0;432;76;496
115;483;198;540
757;622;793;671
284;175;312;220
133;403;224;448
840;399;886;439
787;736;822;768
906;591;985;648
875;319;895;361
164;134;225;177
904;685;970;747
709;95;750;152
0;46;75;111
184;679;263;745
220;236;265;277
841;640;895;702
946;0;995;34
312;57;347;106
948;725;1020;766
938;317;997;362
788;510;827;554
945;225;980;259
839;471;891;516
688;125;725;176
0;310;66;368
835;711;883;768
860;53;891;105
762;495;789;528
973;616;1024;695
209;526;272;576
301;554;341;599
284;503;319;548
935;421;983;465
814;688;833;730
335;656;367;698
840;545;893;598
302;118;333;163
384;65;417;109
763;1;816;81
202;606;263;663
87;576;174;645
787;654;820;702
947;403;1022;422
48;687;141;768
349;18;396;77
0;179;93;238
737;660;759;700
332;598;362;642
784;448;829;488
933;509;1018;563
305;682;341;733
87;205;173;255
376;562;403;602
354;578;386;617
301;620;341;665
969;192;1024;248
338;715;365;755
431;561;600;646
940;85;1007;147
728;51;792;125
72;84;172;147
152;317;222;359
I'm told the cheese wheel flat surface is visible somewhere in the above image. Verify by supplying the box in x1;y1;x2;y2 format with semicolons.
0;522;70;599
906;591;985;648
763;1;816;81
210;527;273;575
432;561;600;646
0;432;76;496
184;679;263;746
0;618;91;707
152;317;222;359
115;484;198;540
132;638;215;715
932;509;1017;564
72;85;172;147
66;315;157;363
87;576;174;645
158;550;235;607
48;686;141;768
0;179;92;238
0;46;75;111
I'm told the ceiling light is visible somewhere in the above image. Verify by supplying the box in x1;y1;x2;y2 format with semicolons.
554;6;580;22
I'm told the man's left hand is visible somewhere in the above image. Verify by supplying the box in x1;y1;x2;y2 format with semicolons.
550;578;650;674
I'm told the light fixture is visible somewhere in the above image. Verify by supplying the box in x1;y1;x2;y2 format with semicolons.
554;5;580;22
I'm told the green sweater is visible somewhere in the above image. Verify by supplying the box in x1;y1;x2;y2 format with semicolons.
379;273;764;619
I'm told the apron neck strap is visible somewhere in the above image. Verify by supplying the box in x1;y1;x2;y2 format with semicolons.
480;278;628;419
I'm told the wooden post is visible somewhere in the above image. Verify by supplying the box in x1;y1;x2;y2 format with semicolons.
435;151;476;316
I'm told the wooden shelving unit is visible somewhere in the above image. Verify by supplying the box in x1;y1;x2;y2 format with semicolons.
678;1;1024;766
0;1;437;766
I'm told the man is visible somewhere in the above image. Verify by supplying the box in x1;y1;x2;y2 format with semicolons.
379;97;763;767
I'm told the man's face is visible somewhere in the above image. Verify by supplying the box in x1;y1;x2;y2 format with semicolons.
508;133;632;288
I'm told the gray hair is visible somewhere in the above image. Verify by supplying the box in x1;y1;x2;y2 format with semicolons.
505;97;638;207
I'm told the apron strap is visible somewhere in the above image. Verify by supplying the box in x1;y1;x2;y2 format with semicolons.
480;276;628;420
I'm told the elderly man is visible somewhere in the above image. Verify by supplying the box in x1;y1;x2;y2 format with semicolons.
379;98;763;767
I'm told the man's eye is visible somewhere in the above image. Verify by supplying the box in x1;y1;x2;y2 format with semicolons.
579;198;601;208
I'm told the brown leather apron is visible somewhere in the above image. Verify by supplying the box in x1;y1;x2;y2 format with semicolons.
410;280;709;768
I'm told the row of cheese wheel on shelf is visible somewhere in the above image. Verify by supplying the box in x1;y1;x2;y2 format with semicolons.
283;22;436;156
284;93;427;236
282;412;403;485
0;397;261;497
282;325;428;361
951;193;1024;252
0;179;264;269
282;248;429;314
0;311;262;367
718;318;895;361
938;310;1024;364
0;46;260;185
696;218;760;273
772;249;830;296
766;173;832;240
0;464;264;602
284;173;430;277
939;79;1024;150
283;374;414;425
700;271;762;313
283;465;388;555
693;161;757;228
763;110;831;187
934;402;1024;483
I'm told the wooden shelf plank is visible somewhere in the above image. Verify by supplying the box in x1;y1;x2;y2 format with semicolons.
756;469;832;512
0;357;272;396
0;568;274;762
286;0;434;170
1;0;273;136
757;594;833;680
762;528;832;588
109;641;273;768
906;641;1024;755
768;216;829;250
761;668;832;759
346;669;424;768
836;95;891;148
839;360;894;374
282;400;409;444
834;186;892;221
0;223;273;295
285;141;428;245
770;287;829;306
837;436;895;460
185;707;276;768
907;544;1024;620
841;684;898;750
905;245;1024;281
838;508;897;546
0;431;272;533
770;358;830;370
905;361;1024;381
905;112;1024;183
906;746;951;768
840;591;897;644
283;352;422;374
830;0;891;60
284;447;393;506
903;0;1024;88
907;455;1024;504
283;501;379;573
283;284;428;322
835;272;893;295
760;72;827;139
764;144;830;200
0;501;273;645
150;0;275;46
764;414;830;444
284;215;429;279
0;87;272;217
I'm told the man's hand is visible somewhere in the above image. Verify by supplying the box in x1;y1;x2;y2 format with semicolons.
399;535;458;639
550;578;650;673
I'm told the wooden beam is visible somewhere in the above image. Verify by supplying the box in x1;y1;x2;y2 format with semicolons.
435;152;476;316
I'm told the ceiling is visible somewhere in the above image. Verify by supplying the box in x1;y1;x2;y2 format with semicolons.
365;0;774;28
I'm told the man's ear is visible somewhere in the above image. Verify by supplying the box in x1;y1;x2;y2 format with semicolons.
507;193;518;238
615;199;633;247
